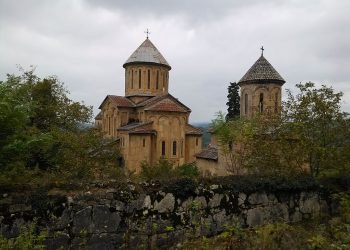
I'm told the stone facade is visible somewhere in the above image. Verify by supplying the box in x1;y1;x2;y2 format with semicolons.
96;38;202;172
0;181;331;249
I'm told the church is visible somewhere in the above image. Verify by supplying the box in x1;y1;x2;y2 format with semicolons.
95;37;203;172
196;48;285;176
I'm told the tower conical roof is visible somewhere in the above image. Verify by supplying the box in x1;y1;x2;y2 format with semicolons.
239;55;285;85
123;38;171;69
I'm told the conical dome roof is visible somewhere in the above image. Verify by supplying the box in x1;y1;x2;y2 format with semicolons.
123;38;171;69
239;55;285;85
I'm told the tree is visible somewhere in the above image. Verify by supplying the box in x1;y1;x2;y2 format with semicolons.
214;82;350;177
226;82;240;121
283;82;350;177
0;68;120;184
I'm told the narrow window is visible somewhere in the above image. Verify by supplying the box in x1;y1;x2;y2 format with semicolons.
172;141;177;156
156;71;159;89
244;93;248;115
163;73;165;89
131;70;134;89
274;93;278;113
147;69;150;89
259;93;264;113
143;138;146;147
139;69;141;88
161;141;166;156
108;117;111;135
196;138;198;146
180;140;183;157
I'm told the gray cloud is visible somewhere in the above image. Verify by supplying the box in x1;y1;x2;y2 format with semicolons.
0;0;349;122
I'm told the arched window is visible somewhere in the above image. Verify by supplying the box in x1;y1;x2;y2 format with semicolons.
244;93;248;115
274;92;278;113
172;141;177;156
138;69;141;89
259;93;264;113
143;138;146;147
147;69;150;89
156;71;159;89
161;141;166;157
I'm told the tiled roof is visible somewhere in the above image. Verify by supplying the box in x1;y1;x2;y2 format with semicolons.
118;122;156;135
239;55;285;85
196;146;218;161
95;111;102;120
98;95;135;109
123;38;171;69
186;124;203;135
145;98;188;113
137;94;191;113
108;95;135;107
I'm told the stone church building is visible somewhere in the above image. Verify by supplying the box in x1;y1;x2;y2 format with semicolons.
95;38;203;172
196;50;285;176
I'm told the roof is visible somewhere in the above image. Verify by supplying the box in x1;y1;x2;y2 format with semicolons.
118;122;156;135
123;38;171;69
196;146;218;161
186;124;203;135
239;55;285;85
137;94;191;113
98;95;135;109
95;111;102;120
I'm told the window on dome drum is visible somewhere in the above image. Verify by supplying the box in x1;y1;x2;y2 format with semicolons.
139;69;141;89
259;93;264;113
156;71;159;89
161;141;166;156
274;92;278;113
196;138;198;146
147;69;150;89
143;138;146;147
131;70;134;89
245;93;248;115
172;141;177;156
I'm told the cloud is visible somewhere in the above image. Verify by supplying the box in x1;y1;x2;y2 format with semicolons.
0;0;349;122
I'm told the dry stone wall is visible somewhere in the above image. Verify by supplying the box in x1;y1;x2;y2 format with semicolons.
0;180;331;249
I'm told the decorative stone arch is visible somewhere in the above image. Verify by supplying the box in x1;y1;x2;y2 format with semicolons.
253;87;269;114
241;87;253;117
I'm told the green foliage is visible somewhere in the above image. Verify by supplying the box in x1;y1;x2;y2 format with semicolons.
213;83;350;177
0;221;47;250
140;159;199;181
226;81;240;121
0;68;121;185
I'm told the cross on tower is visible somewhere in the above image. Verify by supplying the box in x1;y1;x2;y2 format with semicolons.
144;28;151;39
260;46;264;56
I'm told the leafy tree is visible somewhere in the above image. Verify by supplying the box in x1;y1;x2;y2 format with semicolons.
283;82;350;177
0;68;120;184
226;82;240;120
214;82;350;177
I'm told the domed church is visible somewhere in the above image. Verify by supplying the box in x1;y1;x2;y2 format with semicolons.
95;37;203;172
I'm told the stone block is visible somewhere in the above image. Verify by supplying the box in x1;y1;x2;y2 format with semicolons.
248;192;269;205
92;205;121;233
154;193;175;213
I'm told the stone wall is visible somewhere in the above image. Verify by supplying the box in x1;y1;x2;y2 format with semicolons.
0;180;330;249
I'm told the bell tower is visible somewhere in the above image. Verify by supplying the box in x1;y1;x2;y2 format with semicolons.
238;47;285;118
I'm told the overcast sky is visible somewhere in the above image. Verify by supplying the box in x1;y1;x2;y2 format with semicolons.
0;0;349;123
